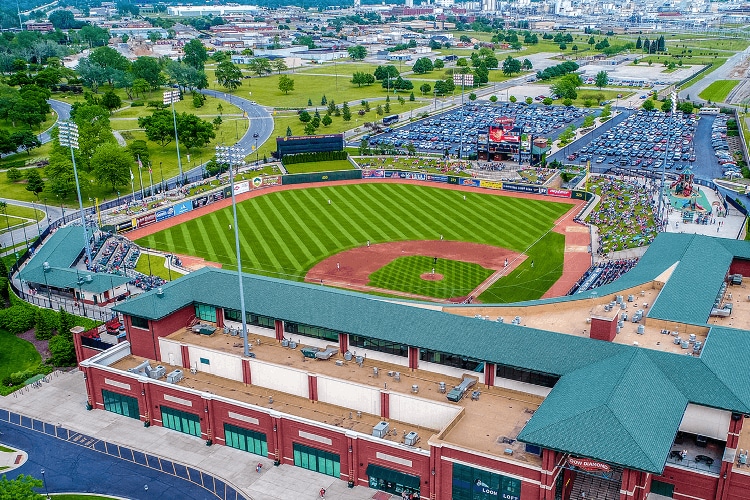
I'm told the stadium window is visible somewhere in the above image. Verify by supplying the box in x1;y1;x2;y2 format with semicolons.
495;364;559;388
284;321;339;342
419;348;482;371
130;315;149;330
195;303;216;322
349;335;408;357
224;309;275;329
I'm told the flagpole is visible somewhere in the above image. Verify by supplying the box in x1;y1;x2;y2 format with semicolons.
138;156;145;200
148;161;154;198
131;168;136;204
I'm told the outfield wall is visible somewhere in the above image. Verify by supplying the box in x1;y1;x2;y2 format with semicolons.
120;170;591;232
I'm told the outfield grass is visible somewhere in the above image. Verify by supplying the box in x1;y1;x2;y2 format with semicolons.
0;328;41;383
699;80;740;103
134;253;183;281
284;159;354;174
368;256;494;299
137;183;571;302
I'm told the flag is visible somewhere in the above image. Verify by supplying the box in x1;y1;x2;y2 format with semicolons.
130;169;134;181
137;155;143;169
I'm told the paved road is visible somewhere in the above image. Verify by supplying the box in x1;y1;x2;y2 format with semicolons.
0;198;62;255
40;99;72;144
0;409;243;499
679;46;750;103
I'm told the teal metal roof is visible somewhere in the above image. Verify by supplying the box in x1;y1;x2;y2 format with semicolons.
21;266;131;295
110;233;750;474
31;226;87;268
518;350;688;474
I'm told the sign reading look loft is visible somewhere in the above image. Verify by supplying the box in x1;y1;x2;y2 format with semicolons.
452;463;521;500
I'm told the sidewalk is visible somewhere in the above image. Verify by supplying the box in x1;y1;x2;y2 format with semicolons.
0;370;378;500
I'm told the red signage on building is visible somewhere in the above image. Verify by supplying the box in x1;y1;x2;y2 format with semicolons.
569;457;611;472
547;188;571;198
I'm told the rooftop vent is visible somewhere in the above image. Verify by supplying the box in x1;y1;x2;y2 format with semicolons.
156;287;164;297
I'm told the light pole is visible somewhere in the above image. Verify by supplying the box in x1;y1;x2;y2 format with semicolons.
657;90;677;231
159;161;165;195
215;145;251;358
58;121;93;268
41;469;50;500
42;263;52;308
163;90;184;185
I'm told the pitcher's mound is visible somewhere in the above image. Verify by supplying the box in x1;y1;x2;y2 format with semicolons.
420;272;444;281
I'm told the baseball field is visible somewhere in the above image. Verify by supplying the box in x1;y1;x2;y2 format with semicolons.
135;183;573;303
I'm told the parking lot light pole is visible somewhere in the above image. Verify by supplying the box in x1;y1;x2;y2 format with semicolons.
215;145;250;358
41;469;50;500
657;91;677;231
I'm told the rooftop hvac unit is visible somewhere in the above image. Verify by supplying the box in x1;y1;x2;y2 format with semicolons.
447;377;477;402
628;295;634;302
128;360;151;376
372;421;389;438
637;325;645;334
149;365;166;379
411;384;419;393
681;341;690;349
438;382;446;393
620;303;627;310
156;287;164;297
166;369;184;384
674;337;682;345
404;431;419;446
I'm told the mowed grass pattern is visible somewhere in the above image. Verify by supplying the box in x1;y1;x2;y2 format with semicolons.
368;256;494;299
136;184;571;302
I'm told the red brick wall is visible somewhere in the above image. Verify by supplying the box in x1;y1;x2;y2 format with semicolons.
354;440;431;492
653;465;719;500
728;259;750;277
126;305;195;360
88;368;144;416
725;470;750;500
590;315;617;342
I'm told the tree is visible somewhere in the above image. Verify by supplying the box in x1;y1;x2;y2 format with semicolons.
502;56;522;76
286;126;293;136
373;65;399;81
248;58;272;77
409;92;415;101
489;95;498;103
509;95;517;103
525;97;533;105
138;109;175;148
419;83;432;95
642;99;655;111
177;113;215;152
469;93;477;101
595;70;609;89
299;110;311;123
79;25;110;48
183;39;208;70
272;59;288;74
49;10;77;29
351;72;375;87
434;59;444;69
131;56;162;89
101;90;122;114
412;57;433;74
25;169;44;198
10;130;41;156
661;99;673;113
376;104;383;116
0;473;44;498
303;122;316;135
216;61;243;91
132;78;150;98
90;46;130;74
321;114;332;127
91;143;133;192
342;102;351;121
348;45;367;60
636;36;642;50
49;334;76;365
126;140;150;166
278;75;295;94
550;74;583;100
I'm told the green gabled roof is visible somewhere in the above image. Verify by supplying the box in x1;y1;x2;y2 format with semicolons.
114;267;627;376
29;225;86;269
21;266;131;295
648;235;733;326
518;350;688;473
698;326;750;411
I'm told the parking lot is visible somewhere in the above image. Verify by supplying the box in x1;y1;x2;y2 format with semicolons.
367;101;589;157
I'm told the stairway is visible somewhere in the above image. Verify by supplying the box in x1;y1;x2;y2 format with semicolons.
569;472;621;500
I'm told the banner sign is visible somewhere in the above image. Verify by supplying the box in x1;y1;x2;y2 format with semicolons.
263;175;282;187
479;180;503;190
193;196;210;209
426;174;448;183
568;457;611;473
116;220;134;232
547;188;571;198
136;213;156;227
155;206;175;222
233;181;250;196
362;169;385;178
461;178;480;187
503;183;540;194
174;201;193;215
223;186;232;198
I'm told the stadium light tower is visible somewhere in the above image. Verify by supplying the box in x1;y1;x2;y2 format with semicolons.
58;121;93;267
215;145;250;358
163;90;184;185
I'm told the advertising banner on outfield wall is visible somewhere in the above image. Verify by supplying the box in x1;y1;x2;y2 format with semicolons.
174;201;193;215
193;196;210;209
503;183;540;194
263;175;282;187
136;213;156;227
426;174;448;183
155;206;175;222
223;186;232;198
116;220;134;232
396;171;426;180
547;188;571;198
460;178;480;187
362;169;385;178
479;180;503;190
233;181;250;196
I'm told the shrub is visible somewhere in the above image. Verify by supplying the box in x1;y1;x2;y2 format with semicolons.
49;335;76;366
130;101;145;107
7;168;22;182
0;304;36;335
35;309;59;340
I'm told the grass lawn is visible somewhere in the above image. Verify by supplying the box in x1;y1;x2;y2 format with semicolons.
0;141;53;168
353;156;471;177
0;113;57;136
699;80;740;103
0;328;41;383
368;255;494;299
297;62;382;76
137;183;571;302
134;253;183;281
284;159;354;174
